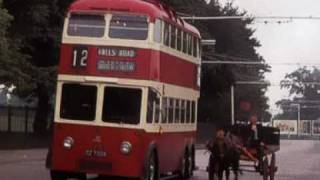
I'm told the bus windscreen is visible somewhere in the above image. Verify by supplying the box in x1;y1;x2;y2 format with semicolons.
60;84;97;121
109;14;148;40
67;14;105;37
102;87;142;125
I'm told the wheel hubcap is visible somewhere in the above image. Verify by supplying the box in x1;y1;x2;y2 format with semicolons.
188;156;193;173
149;161;155;180
182;158;186;176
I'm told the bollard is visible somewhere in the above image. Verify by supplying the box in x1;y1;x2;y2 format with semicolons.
8;106;12;133
25;106;29;133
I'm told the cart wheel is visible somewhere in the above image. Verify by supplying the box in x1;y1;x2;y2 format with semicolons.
269;153;276;180
262;157;269;180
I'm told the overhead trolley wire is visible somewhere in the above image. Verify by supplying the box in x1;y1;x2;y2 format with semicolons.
182;16;320;21
202;53;320;66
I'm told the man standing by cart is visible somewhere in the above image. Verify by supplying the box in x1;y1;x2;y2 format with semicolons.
248;115;264;172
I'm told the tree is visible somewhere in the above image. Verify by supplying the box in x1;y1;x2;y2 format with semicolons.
0;0;32;93
0;0;12;61
2;0;72;134
276;67;320;120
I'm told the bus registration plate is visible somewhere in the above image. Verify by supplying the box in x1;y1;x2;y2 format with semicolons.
85;149;107;158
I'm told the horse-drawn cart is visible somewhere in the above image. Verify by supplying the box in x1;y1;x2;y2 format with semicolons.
207;124;280;180
231;124;280;180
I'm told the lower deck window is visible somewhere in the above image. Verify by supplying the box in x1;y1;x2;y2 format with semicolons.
147;89;160;123
102;87;141;124
60;84;97;121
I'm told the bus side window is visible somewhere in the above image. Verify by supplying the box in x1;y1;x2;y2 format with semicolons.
168;98;174;123
181;100;186;123
188;34;192;56
193;36;197;58
183;31;187;54
186;101;191;123
170;25;176;49
174;99;180;123
164;22;170;46
154;19;162;43
147;90;160;124
161;97;168;123
177;28;182;51
191;101;196;123
198;38;202;58
155;97;160;123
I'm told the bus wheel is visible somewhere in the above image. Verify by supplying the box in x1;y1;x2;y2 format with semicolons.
179;151;190;179
186;150;193;177
50;171;86;180
50;170;67;180
145;152;159;180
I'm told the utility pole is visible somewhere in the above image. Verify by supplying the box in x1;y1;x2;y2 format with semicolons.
290;103;301;137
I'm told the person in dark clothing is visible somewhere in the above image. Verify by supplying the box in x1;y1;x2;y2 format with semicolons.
247;115;264;172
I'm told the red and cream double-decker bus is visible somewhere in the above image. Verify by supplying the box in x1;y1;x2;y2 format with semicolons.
47;0;201;179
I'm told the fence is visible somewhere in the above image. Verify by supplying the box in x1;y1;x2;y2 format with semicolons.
0;106;53;133
273;119;320;138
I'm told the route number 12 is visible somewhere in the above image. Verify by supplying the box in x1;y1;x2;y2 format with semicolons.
72;46;88;68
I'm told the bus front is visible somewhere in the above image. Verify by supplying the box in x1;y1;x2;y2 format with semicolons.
49;11;157;179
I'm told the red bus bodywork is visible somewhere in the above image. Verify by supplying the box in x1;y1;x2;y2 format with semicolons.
49;0;201;179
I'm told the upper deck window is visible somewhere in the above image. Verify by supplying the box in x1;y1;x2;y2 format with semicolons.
102;87;142;125
60;84;97;121
67;14;105;37
109;14;148;40
154;19;162;43
170;25;176;49
193;36;198;58
177;29;182;51
183;32;187;53
188;34;193;55
164;22;170;46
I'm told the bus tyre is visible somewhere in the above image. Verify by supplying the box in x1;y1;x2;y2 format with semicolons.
186;150;193;177
50;170;67;180
179;151;190;180
50;170;86;180
145;152;159;180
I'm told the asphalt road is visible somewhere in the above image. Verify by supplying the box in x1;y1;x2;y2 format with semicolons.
0;140;320;180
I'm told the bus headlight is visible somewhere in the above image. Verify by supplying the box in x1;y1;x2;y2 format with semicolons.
120;141;132;155
63;137;74;150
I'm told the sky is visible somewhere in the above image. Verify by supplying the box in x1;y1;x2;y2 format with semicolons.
217;0;320;114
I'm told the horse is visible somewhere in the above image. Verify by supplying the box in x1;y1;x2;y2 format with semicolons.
207;131;241;180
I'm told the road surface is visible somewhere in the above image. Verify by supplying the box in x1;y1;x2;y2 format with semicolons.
0;140;319;180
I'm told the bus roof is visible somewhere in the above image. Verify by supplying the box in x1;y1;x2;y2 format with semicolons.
68;0;201;37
